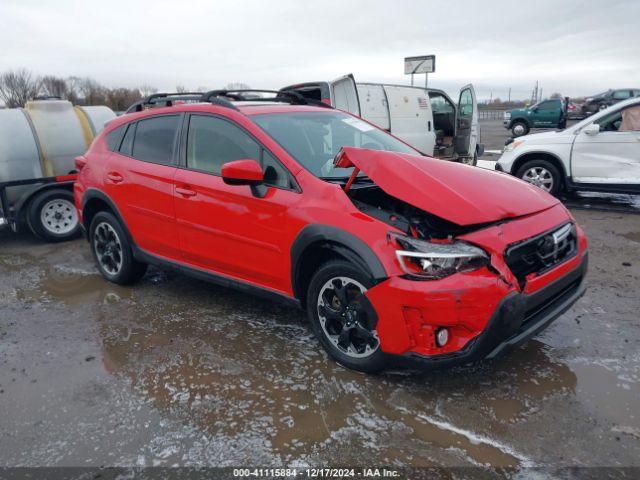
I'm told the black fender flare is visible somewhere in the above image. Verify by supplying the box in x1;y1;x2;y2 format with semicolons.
81;188;134;244
13;181;75;229
290;224;388;300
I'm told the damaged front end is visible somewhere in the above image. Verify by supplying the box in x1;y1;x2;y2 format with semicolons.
331;147;587;363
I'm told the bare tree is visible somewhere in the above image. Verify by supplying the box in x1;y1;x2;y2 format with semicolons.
106;87;142;111
77;77;107;105
139;84;158;97
550;92;563;99
41;75;68;98
175;84;188;93
224;82;251;91
0;69;42;107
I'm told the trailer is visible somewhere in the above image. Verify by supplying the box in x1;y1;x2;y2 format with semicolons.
0;99;115;241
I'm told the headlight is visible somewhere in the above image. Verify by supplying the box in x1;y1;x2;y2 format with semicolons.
391;234;489;280
503;139;524;152
504;112;511;119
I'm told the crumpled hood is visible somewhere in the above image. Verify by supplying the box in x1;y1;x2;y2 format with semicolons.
335;147;559;226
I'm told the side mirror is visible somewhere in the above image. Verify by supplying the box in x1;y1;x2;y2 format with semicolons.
583;123;600;136
221;159;264;186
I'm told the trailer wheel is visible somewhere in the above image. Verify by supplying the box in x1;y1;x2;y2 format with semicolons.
28;189;80;242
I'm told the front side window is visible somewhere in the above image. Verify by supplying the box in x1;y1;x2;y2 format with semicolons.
613;90;631;100
458;89;473;117
252;111;418;179
187;115;260;175
429;94;454;114
594;105;640;132
132;115;180;165
537;101;556;111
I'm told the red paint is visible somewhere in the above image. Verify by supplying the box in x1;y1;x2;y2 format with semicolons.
55;173;78;183
221;159;264;184
75;102;588;360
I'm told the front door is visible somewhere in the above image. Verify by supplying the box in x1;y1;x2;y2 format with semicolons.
532;100;561;127
173;114;297;293
571;104;640;185
454;84;478;157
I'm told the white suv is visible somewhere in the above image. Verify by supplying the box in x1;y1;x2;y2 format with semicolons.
496;97;640;195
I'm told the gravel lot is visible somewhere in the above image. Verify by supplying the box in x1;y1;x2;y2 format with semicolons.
1;120;639;474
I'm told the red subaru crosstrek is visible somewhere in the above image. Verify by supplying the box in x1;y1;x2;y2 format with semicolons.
74;90;588;373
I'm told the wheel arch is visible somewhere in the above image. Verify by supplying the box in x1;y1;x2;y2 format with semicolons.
510;117;530;129
290;225;387;305
81;188;134;244
511;151;568;190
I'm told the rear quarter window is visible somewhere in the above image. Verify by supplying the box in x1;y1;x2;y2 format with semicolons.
105;125;126;151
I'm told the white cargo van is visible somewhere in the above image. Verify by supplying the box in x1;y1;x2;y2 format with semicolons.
280;74;482;165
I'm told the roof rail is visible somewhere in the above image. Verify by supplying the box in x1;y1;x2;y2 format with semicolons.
200;89;333;108
125;92;204;114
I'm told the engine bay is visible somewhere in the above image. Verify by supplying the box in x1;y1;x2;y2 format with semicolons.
347;184;489;240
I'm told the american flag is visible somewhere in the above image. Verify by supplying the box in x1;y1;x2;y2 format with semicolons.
418;97;429;109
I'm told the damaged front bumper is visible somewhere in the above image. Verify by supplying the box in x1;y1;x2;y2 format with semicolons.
366;250;588;370
402;252;587;369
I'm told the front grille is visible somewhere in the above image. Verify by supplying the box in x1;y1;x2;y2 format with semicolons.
504;223;578;288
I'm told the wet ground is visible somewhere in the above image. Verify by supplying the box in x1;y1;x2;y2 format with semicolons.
1;206;639;472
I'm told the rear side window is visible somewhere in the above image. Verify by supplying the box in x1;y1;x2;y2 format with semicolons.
186;115;260;174
105;125;126;151
132;115;180;165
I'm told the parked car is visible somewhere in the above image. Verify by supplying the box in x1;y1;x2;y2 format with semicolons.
503;98;566;137
280;74;484;165
496;97;640;195
0;99;115;241
566;102;585;120
581;89;640;116
74;90;588;373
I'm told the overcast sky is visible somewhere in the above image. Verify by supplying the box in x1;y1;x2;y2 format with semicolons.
1;0;638;101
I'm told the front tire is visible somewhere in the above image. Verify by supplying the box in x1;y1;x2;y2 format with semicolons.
306;260;387;373
89;211;147;285
515;159;562;195
511;121;529;137
27;189;80;242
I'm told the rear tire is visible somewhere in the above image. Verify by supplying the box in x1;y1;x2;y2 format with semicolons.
511;121;529;137
89;211;147;285
515;159;562;195
27;189;80;242
306;260;387;373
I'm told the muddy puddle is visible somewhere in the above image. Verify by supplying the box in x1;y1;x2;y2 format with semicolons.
2;213;639;468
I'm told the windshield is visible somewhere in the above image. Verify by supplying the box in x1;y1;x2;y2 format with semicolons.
252;111;419;179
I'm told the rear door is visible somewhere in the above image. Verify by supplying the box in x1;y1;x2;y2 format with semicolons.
329;74;361;116
103;115;181;259
454;84;478;158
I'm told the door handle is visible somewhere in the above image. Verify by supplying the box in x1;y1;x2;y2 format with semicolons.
107;172;123;183
175;186;197;197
